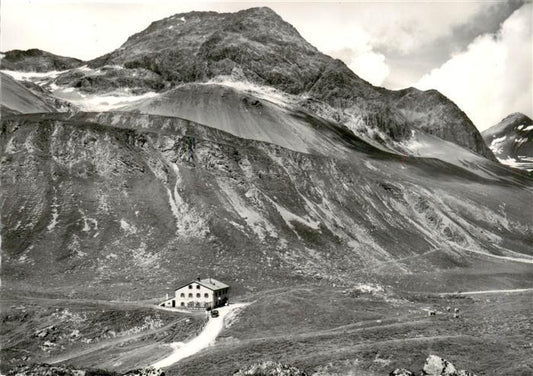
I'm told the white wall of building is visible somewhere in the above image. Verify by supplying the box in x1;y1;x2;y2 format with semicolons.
176;282;214;308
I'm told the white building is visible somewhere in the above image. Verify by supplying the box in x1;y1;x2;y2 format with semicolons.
160;278;230;309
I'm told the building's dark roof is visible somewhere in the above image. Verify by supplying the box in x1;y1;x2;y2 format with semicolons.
175;278;229;292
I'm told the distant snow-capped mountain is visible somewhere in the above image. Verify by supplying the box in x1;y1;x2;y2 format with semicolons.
483;112;533;172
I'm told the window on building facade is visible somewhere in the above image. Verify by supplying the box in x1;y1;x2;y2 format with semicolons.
188;293;193;298
188;285;192;289
204;293;209;298
180;293;185;297
196;284;200;289
180;302;185;306
196;293;201;298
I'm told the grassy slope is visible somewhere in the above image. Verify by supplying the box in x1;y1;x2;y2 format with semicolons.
170;287;533;376
0;296;206;373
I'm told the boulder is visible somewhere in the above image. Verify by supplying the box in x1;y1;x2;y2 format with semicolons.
389;368;415;376
423;355;457;375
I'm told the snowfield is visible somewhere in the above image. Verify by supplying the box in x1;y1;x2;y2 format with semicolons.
51;87;158;112
1;69;67;82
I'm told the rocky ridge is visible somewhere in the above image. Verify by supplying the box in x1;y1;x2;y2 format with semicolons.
1;49;83;72
15;6;495;160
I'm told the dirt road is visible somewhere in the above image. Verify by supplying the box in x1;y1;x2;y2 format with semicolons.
151;303;249;369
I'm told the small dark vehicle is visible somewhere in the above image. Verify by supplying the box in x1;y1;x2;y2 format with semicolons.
211;309;219;318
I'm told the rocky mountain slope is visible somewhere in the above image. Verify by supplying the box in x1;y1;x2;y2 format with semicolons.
0;72;76;114
0;72;56;113
1;109;531;299
0;48;83;72
482;112;533;171
30;7;494;161
1;6;533;376
1;6;532;300
1;5;530;298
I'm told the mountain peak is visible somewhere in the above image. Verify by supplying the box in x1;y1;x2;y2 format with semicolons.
0;48;82;72
500;112;532;124
482;111;533;171
54;6;495;160
236;6;279;16
88;6;324;94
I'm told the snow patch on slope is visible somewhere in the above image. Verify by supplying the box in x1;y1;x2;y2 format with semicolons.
52;87;158;112
1;69;66;82
489;135;507;154
205;77;299;108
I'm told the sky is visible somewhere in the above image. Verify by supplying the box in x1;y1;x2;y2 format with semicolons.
1;0;531;131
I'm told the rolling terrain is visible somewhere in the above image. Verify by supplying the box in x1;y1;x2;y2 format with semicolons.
1;6;532;376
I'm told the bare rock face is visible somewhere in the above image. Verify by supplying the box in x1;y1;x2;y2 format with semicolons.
0;49;83;72
233;361;308;376
382;88;496;161
88;7;326;95
54;65;167;94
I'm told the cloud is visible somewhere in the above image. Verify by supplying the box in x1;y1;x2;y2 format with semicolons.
330;47;390;86
348;51;390;87
281;2;513;89
415;3;532;131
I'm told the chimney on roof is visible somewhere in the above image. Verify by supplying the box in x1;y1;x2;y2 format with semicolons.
197;276;201;281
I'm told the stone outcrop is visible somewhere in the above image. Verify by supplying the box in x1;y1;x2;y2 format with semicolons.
389;369;415;376
423;355;458;375
123;367;164;376
1;49;83;72
391;354;477;376
233;361;307;376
